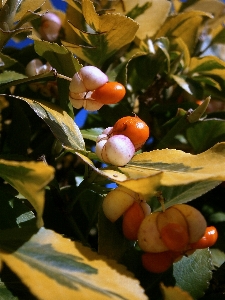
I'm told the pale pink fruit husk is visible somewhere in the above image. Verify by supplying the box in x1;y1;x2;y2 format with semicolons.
102;186;138;222
80;66;108;91
102;135;135;166
138;212;169;253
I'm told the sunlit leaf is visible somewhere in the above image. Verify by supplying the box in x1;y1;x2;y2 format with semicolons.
188;56;225;74
0;227;148;300
120;142;225;187
211;27;225;45
0;160;54;227
7;95;85;152
161;283;193;300
75;153;162;200
173;249;212;299
62;0;139;66
171;75;194;95
170;37;190;68
184;0;225;28
156;11;211;53
113;0;171;41
191;75;221;91
14;0;45;22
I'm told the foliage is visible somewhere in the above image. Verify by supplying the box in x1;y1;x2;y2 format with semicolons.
1;0;225;299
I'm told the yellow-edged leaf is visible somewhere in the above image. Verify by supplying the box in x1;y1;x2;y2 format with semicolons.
184;0;225;28
161;283;193;300
76;152;162;200
15;0;45;22
171;37;191;68
120;142;225;186
0;160;54;227
156;11;212;53
0;227;148;300
172;0;182;13
113;0;171;40
9;95;85;151
188;55;225;76
62;0;139;65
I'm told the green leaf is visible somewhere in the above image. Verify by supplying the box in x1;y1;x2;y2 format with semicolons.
0;227;148;300
155;37;170;72
127;53;162;92
98;206;132;261
34;40;81;78
34;40;82;115
0;279;19;300
62;0;139;66
186;119;225;153
210;249;225;268
209;212;225;223
6;95;85;152
80;128;103;141
173;249;212;299
0;159;54;227
0;53;19;70
150;181;221;212
211;27;225;45
0;70;55;92
0;71;26;84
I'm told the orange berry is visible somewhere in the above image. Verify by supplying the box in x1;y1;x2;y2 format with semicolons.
141;251;174;273
122;201;145;240
91;82;126;104
160;223;189;252
112;116;150;150
190;226;218;249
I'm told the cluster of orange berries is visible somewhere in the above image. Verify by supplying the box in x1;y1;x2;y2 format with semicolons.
103;186;218;273
95;116;150;166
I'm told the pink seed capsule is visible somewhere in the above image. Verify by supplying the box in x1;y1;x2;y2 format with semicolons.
101;135;135;166
39;12;62;42
69;66;108;94
79;66;108;91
